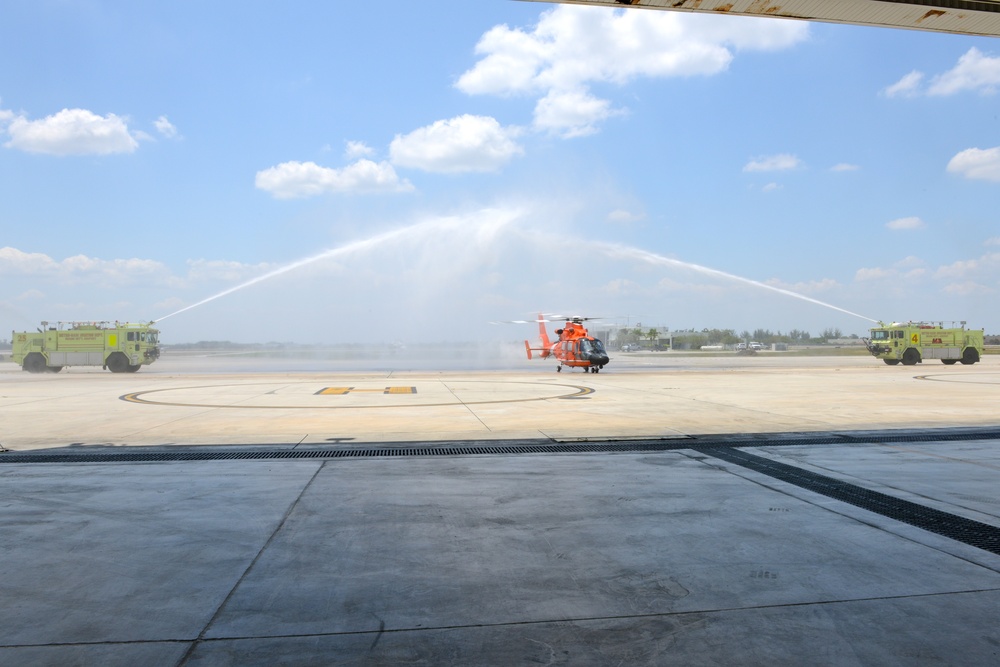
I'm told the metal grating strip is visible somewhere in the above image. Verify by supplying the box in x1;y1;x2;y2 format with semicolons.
0;440;693;463
699;447;1000;556
2;429;999;464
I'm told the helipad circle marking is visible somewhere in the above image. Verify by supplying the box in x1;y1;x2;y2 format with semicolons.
915;372;1000;386
120;380;595;409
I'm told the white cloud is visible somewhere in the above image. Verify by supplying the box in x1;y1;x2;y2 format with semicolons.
345;140;374;159
894;256;925;269
0;247;288;295
3;108;138;155
743;154;802;172
934;259;979;280
855;267;894;282
0;246;172;286
855;252;998;300
764;277;839;293
154;115;179;139
254;159;414;198
886;216;925;231
884;48;1000;98
533;88;623;138
603;278;640;296
934;251;998;296
185;258;273;283
986;237;1000;246
0;247;60;273
761;182;782;192
830;163;860;172
16;288;46;301
928;47;1000;96
456;5;807;135
947;146;1000;183
934;253;1000;280
389;115;524;173
882;70;924;98
941;281;991;295
607;208;645;224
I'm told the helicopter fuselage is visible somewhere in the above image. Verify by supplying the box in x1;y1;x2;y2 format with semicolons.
525;316;610;373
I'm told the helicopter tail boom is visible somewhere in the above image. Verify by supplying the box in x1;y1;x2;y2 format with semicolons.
524;314;553;360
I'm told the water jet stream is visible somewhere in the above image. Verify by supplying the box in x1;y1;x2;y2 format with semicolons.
595;241;877;323
155;211;515;323
156;214;875;327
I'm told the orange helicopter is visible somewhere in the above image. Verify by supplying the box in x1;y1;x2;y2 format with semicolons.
523;314;610;373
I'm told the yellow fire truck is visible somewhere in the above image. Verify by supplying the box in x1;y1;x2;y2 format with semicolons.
864;321;983;366
12;321;161;373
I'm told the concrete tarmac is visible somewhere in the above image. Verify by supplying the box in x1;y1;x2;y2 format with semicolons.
1;353;999;665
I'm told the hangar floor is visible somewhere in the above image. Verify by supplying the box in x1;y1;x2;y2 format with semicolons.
1;353;998;665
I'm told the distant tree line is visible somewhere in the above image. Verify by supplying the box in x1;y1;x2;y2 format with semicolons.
613;327;861;350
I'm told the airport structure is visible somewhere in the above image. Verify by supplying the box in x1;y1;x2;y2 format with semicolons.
532;0;1000;37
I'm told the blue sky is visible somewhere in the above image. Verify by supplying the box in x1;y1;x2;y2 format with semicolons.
1;1;998;344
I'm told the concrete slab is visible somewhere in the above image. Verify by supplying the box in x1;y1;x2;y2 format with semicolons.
1;353;998;665
1;354;999;450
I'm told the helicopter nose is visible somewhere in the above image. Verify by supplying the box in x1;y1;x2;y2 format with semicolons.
589;353;610;366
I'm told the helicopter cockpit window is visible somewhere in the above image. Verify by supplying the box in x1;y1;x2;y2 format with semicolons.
579;339;593;356
592;339;607;354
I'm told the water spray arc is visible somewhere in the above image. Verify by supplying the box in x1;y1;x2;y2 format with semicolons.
155;211;875;329
595;242;877;323
154;210;520;323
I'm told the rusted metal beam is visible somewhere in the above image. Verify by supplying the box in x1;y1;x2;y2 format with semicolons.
522;0;1000;37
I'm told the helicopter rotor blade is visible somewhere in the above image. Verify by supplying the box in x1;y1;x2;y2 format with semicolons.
491;313;605;325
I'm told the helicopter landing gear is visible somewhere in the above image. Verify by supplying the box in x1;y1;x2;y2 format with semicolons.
556;365;562;372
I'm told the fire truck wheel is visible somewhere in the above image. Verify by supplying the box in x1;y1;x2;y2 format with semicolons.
126;364;141;373
901;349;920;366
961;348;979;365
23;353;47;373
46;366;63;373
942;359;958;365
106;352;130;373
883;359;900;365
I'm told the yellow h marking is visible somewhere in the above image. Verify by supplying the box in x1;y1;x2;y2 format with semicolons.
316;387;417;395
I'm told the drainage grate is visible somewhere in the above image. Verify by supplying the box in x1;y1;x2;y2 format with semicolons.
843;431;1000;444
0;440;700;464
3;428;1000;464
699;447;1000;556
